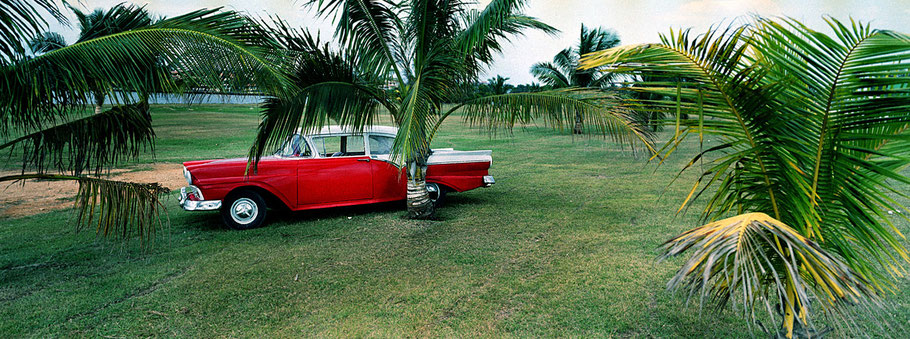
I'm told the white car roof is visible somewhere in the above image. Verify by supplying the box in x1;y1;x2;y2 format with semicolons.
305;125;398;136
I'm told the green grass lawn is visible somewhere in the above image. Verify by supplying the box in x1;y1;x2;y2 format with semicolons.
2;104;909;337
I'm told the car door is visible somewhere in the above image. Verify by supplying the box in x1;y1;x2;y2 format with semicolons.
367;134;407;201
296;134;373;206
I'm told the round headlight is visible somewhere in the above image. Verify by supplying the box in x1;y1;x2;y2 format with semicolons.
183;166;193;185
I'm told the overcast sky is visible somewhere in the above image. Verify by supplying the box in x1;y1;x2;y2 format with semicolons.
47;0;910;84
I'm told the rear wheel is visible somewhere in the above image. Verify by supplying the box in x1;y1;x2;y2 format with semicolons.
426;182;447;207
221;190;267;230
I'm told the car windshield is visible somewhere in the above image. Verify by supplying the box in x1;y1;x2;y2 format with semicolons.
276;135;311;157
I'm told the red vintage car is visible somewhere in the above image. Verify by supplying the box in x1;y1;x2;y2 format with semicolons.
178;125;495;229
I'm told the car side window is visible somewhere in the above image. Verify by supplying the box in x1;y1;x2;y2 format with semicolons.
277;135;311;158
369;135;394;155
345;136;365;155
312;135;365;157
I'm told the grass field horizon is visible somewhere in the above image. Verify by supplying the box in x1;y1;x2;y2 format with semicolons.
2;104;909;337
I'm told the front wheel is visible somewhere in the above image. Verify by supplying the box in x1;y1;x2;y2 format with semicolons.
221;190;267;230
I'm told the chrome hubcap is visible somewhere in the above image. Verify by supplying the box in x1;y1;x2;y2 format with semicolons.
426;183;439;202
230;198;258;225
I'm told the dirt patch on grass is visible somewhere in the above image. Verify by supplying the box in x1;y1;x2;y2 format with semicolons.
0;163;185;219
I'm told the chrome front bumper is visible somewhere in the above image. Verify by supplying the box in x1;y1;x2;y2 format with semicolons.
482;175;495;187
178;186;222;211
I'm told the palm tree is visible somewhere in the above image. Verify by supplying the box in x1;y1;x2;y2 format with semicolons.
531;24;621;133
27;31;66;53
580;18;910;337
512;82;543;93
28;4;160;110
482;75;513;95
249;0;654;219
71;4;155;114
2;2;287;243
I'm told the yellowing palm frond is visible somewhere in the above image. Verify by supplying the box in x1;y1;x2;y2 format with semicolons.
661;213;879;337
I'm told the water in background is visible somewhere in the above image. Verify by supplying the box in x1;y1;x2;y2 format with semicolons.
106;92;267;105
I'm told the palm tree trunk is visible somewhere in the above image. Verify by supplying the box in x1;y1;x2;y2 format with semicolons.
406;163;435;219
93;90;104;115
573;111;584;134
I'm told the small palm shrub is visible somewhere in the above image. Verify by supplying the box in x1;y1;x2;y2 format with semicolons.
581;18;910;337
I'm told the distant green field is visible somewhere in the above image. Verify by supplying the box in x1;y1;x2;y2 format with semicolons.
1;104;908;337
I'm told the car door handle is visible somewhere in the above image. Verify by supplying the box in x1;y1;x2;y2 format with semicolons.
357;158;370;162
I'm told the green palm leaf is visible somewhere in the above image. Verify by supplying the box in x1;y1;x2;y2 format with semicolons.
451;89;655;152
307;0;404;82
391;77;437;164
456;0;556;75
752;18;910;286
581;24;791;220
3;8;287;136
27;31;66;54
530;61;571;88
248;22;390;167
71;3;154;42
0;102;154;175
0;173;168;245
0;0;64;61
530;24;622;134
581;17;910;336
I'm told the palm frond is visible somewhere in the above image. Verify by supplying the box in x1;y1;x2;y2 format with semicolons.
451;89;655;152
532;24;620;89
578;24;620;55
580;23;793;221
0;0;64;61
582;16;910;335
28;31;66;54
391;77;438;165
408;0;463;51
751;17;910;288
661;212;880;337
482;75;514;95
575;24;620;87
390;40;471;164
455;0;527;56
2;8;288;136
0;102;154;176
530;61;570;88
248;23;391;167
70;3;153;42
307;0;403;82
251;82;387;166
456;1;556;75
552;47;577;78
0;174;168;245
0;7;289;246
